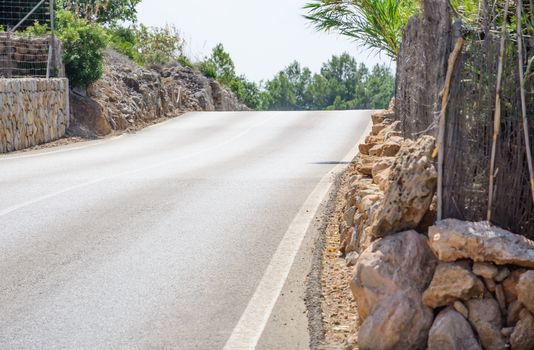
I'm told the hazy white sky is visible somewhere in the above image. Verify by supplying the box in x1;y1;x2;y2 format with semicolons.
137;0;392;83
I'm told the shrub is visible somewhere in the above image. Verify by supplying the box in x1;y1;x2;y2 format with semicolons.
109;26;139;61
56;10;108;88
134;24;184;66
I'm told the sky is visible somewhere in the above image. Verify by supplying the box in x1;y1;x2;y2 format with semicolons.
137;0;393;83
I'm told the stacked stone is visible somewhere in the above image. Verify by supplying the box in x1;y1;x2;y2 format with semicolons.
338;103;402;264
339;101;437;263
0;78;69;153
339;104;534;349
424;220;534;350
0;35;51;77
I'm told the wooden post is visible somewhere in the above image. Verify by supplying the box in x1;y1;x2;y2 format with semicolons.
487;0;510;221
437;37;465;221
516;0;534;206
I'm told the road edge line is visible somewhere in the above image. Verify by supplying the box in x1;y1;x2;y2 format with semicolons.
223;119;372;349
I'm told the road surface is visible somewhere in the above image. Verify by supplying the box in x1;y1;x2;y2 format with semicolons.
0;111;370;349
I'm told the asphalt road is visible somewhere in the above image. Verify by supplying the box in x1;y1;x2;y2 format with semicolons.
0;110;370;349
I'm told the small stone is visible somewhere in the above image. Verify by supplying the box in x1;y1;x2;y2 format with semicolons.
422;262;485;309
473;262;499;279
510;309;534;350
507;300;525;326
517;270;534;315
485;277;497;292
467;298;507;350
495;285;507;314
501;327;514;337
345;251;360;267
428;308;482;350
454;300;469;319
495;267;511;282
503;269;527;304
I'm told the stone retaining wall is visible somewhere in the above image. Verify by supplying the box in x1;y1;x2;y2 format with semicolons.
0;78;69;153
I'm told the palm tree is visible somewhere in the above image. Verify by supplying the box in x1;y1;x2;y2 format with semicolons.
303;0;418;59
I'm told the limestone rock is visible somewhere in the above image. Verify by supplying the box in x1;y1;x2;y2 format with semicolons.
428;219;534;268
351;230;437;321
517;270;534;315
428;308;482;350
510;310;534;350
454;300;469;319
508;300;525;326
371;136;437;238
422;262;485;308
503;269;527;304
467;298;507;350
358;291;433;350
355;154;378;176
473;262;499;279
372;157;395;191
495;267;511;283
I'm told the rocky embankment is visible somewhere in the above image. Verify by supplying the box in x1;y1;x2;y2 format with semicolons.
324;104;534;349
69;50;249;137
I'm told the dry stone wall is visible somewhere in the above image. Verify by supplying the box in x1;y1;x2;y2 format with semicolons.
0;78;69;153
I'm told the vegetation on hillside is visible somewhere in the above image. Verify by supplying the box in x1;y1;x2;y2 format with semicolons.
22;0;395;109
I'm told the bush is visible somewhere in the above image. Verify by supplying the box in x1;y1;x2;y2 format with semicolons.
134;24;184;66
56;10;108;88
109;26;139;61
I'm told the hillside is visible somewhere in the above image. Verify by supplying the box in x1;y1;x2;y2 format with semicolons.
69;49;249;137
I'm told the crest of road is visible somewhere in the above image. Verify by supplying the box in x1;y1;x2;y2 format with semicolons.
0;110;370;349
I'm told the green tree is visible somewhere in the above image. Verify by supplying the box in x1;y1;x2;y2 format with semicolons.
56;0;141;25
262;61;313;110
304;0;418;59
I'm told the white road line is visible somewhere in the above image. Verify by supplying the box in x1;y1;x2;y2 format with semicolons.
223;121;372;350
0;115;276;217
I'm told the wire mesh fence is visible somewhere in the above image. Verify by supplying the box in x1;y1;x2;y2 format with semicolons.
395;0;534;238
0;0;53;78
443;33;534;239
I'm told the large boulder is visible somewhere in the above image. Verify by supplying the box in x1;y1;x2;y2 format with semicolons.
428;308;482;350
351;230;437;349
358;291;434;350
466;298;507;350
428;219;534;268
517;270;534;314
351;230;437;319
422;262;485;308
371;136;437;238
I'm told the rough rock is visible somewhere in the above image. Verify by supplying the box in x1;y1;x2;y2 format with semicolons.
454;300;469;319
495;267;511;283
422;262;484;308
507;300;525;326
427;308;482;350
74;50;248;135
510;309;534;350
351;230;437;320
467;298;507;350
473;262;499;279
354;154;378;176
358;291;433;350
503;269;527;304
517;270;534;314
371;157;395;191
371;136;437;238
428;219;534;268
